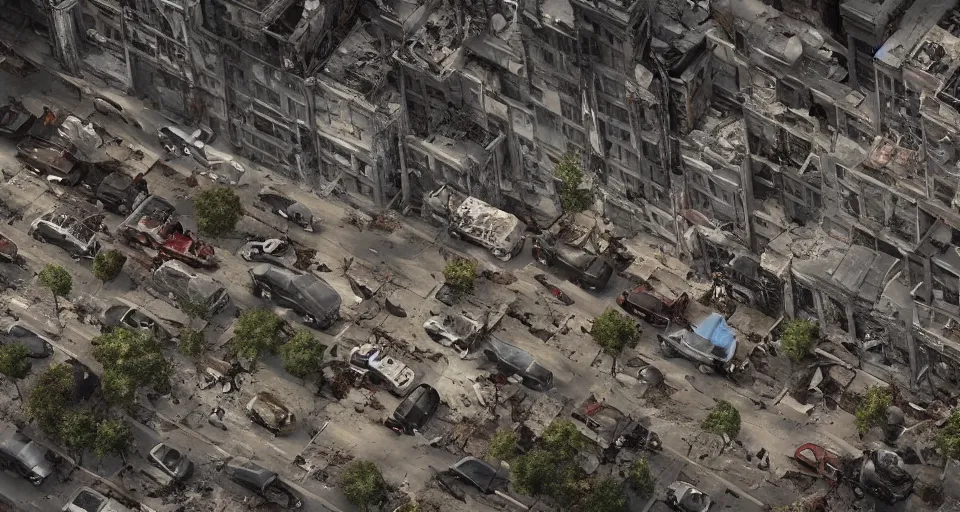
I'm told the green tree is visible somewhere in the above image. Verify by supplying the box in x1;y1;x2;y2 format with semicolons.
590;308;640;356
60;411;97;464
0;343;31;402
555;153;591;213
95;418;133;462
91;249;126;283
38;264;72;326
442;258;477;294
193;186;244;237
231;309;283;361
581;477;628;512
511;449;559;502
540;419;585;463
701;400;741;439
627;458;655;498
340;460;386;512
937;410;960;460
487;429;519;462
279;330;327;378
92;328;171;407
26;363;74;434
177;297;211;324
780;319;818;361
178;327;207;359
855;385;892;435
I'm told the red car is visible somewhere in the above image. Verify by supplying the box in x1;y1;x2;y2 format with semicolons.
617;285;689;327
794;443;842;484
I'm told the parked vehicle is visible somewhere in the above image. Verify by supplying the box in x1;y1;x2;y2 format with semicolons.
18;114;104;185
246;392;297;436
665;481;712;512
149;442;194;481
0;99;36;139
225;457;303;509
481;337;553;391
448;456;509;494
92;96;142;130
570;395;661;457
118;195;217;268
447;194;526;261
257;187;315;231
1;322;53;358
28;210;103;258
794;443;842;484
62;487;132;512
0;232;17;263
658;313;738;372
66;358;100;401
239;238;292;267
385;384;441;435
249;264;341;329
531;233;613;290
159;125;243;175
94;171;149;215
0;429;57;485
100;298;178;342
423;311;482;350
848;449;914;504
618;285;689;327
152;260;229;315
349;343;416;396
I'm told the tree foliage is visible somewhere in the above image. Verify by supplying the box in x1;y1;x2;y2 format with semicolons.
231;309;283;361
487;429;519;462
590;308;640;355
855;385;892;435
193;186;244;237
38;264;72;297
340;460;386;511
936;410;960;459
540;419;585;462
0;343;31;400
92;328;171;406
581;478;628;512
60;411;97;463
92;249;126;282
701;400;741;439
178;327;207;358
555;153;592;213
511;420;587;507
628;458;655;498
177;297;211;322
511;449;559;500
443;258;477;294
279;330;327;378
95;418;133;460
26;363;74;434
780;319;818;361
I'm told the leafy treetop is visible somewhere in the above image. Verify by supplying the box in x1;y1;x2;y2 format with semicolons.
92;327;171;406
60;411;97;462
279;330;327;378
581;477;628;512
178;327;207;359
627;458;655;498
231;309;284;361
340;460;386;511
443;258;478;294
855;385;892;435
91;249;126;282
193;186;244;237
486;429;519;462
0;343;31;381
590;308;640;356
780;318;818;361
26;363;74;434
936;410;960;460
95;418;133;459
38;265;72;297
555;153;592;213
701;400;742;439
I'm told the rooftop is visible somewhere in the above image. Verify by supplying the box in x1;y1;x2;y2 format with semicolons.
395;0;481;76
906;25;960;85
322;25;395;99
651;0;714;72
875;0;956;69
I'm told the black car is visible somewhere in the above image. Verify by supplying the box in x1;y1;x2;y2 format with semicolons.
617;285;690;328
225;457;303;509
448;457;510;494
531;234;613;290
1;323;54;358
94;171;148;214
0;430;57;485
385;384;441;435
257;188;315;232
482;337;554;391
249;264;341;328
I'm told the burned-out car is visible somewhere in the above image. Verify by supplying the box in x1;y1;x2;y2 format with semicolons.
153;260;229;315
149;442;194;481
246;392;297;436
29;210;103;258
1;323;54;358
159;125;243;175
118;195;217;268
0;232;17;263
423;311;482;350
385;383;441;435
794;443;842;484
100;299;179;342
62;487;132;512
257;187;315;231
448;456;510;494
531;233;614;290
665;481;712;512
0;429;57;486
93;171;149;215
239;238;292;267
448;194;526;261
848;449;914;504
349;343;416;396
249;264;341;329
18;114;105;185
618;285;689;327
225;457;303;509
481;337;553;391
571;395;661;459
658;313;738;372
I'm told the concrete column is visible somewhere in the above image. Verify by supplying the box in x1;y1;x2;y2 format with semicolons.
48;0;81;77
846;35;859;90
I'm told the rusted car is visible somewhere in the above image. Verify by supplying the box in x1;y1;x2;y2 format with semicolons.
571;395;660;460
118;195;216;268
617;285;689;327
246;392;297;436
794;443;843;483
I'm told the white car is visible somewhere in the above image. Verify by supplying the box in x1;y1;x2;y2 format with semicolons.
348;343;415;396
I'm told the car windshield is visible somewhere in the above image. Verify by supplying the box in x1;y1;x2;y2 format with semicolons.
54;214;76;229
70;222;95;242
8;325;30;337
161;448;182;470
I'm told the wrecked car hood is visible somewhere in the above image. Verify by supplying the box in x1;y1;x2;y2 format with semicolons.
452;197;525;250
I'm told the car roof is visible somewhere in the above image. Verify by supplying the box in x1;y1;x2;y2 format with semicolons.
225;457;277;491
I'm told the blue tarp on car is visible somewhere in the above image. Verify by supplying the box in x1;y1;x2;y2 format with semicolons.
692;313;736;361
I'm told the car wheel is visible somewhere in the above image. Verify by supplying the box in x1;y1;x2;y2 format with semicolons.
257;287;272;301
303;314;316;325
660;339;679;358
31;231;45;243
535;249;549;266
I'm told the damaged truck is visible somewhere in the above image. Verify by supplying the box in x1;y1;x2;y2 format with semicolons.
424;186;526;261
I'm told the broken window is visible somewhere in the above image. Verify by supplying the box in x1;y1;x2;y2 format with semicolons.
560;101;581;123
252;82;281;107
934;178;956;206
932;264;960;306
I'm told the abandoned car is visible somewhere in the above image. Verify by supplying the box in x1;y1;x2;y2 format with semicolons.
246;392;297;436
423;311;483;350
571;395;661;458
149;442;194;481
618;285;690;327
481;337;554;391
1;323;54;358
240;238;292;267
153;260;230;315
0;429;57;486
159;125;243;175
28;210;103;258
100;299;178;342
249;264;341;328
531;233;614;290
0;100;35;139
0;232;17;263
449;195;526;261
118;195;217;268
257;187;315;231
850;449;914;504
93;171;149;215
349;343;416;396
665;481;712;512
448;456;510;494
385;383;442;435
18;114;104;185
62;487;132;512
658;313;738;372
225;457;303;509
794;443;842;484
